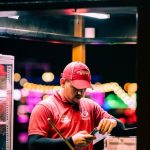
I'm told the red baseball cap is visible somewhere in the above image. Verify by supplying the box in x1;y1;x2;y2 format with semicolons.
61;61;92;89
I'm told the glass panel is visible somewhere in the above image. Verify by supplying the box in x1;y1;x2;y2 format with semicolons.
0;55;14;150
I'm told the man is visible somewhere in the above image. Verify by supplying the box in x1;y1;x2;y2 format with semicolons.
28;61;125;150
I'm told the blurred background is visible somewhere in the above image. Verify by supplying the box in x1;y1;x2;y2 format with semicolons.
0;3;138;150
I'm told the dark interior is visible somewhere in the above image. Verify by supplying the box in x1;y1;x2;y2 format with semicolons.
0;1;150;150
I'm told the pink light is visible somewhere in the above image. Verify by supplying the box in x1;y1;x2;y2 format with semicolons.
18;132;28;143
27;105;35;113
17;114;29;123
86;92;105;106
28;91;43;97
27;97;41;106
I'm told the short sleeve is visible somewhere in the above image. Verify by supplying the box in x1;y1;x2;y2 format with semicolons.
28;104;52;137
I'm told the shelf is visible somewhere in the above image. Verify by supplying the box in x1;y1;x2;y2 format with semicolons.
0;27;136;45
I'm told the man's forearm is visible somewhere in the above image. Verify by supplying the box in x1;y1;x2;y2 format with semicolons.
28;134;74;150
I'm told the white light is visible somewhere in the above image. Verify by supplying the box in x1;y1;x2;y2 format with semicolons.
8;16;19;19
14;89;21;101
77;13;110;19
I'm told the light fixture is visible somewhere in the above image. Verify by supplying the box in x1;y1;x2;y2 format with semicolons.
77;13;110;19
8;15;19;19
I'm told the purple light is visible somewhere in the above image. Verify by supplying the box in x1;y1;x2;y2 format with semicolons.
27;105;35;113
86;91;105;106
26;97;41;105
17;114;29;123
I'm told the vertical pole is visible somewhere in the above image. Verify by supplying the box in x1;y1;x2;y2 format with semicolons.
137;5;150;150
72;15;86;63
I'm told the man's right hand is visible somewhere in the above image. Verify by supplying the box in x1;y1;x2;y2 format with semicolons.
72;131;96;148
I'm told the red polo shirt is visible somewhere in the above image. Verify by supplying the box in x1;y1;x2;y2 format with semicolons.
28;91;113;150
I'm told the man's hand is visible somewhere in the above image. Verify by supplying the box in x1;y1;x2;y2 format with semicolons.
72;131;96;148
97;118;117;135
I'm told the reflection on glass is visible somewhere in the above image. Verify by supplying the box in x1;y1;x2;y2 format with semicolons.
0;64;7;97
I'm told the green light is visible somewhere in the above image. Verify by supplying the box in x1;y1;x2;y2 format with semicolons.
105;93;128;109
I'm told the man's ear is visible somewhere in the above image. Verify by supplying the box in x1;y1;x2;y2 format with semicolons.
60;78;66;87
